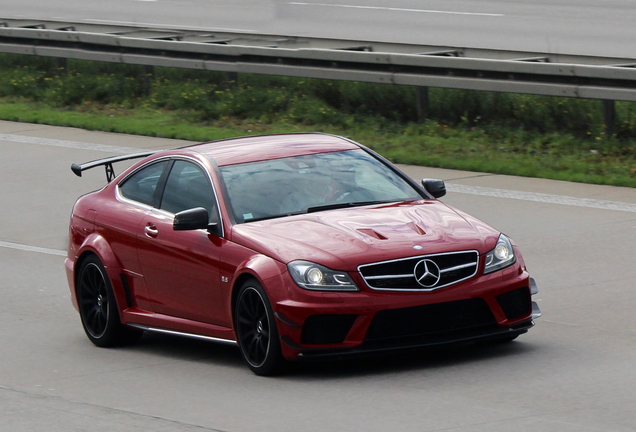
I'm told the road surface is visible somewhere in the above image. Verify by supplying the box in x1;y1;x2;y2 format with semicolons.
1;120;635;431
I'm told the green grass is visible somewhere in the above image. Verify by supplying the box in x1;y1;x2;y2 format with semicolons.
1;54;635;187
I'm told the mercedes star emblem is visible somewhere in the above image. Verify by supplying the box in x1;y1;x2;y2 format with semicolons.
413;259;442;288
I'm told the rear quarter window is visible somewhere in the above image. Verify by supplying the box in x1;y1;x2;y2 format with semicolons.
119;161;168;206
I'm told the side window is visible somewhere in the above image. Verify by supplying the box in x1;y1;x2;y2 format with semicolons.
119;161;168;206
160;160;216;218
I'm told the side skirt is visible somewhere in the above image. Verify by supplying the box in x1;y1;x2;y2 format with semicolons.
128;323;237;345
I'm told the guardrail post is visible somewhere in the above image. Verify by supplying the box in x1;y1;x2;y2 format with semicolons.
141;65;154;95
416;86;429;121
603;100;616;136
55;57;67;74
226;72;239;88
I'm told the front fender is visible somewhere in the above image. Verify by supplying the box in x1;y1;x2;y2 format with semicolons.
229;254;288;313
236;254;288;283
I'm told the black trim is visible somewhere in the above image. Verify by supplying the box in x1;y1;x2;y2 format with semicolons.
496;287;532;320
301;314;358;345
152;159;174;208
119;274;134;308
274;312;302;328
293;323;534;361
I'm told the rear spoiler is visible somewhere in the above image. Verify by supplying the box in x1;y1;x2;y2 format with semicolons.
71;151;156;183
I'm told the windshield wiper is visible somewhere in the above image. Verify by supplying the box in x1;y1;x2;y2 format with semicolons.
242;200;394;222
307;200;392;213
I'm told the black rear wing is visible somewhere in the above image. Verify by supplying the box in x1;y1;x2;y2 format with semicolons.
71;151;156;183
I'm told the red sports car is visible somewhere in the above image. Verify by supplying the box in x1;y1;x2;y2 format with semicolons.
66;133;540;375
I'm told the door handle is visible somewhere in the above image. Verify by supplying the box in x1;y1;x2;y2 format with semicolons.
144;224;159;238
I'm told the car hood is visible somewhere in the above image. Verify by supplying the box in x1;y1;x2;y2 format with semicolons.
230;200;501;270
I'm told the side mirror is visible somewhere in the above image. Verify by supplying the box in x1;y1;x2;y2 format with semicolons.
174;207;213;231
421;179;446;198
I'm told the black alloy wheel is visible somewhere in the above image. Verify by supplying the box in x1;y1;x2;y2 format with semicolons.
235;280;285;375
77;255;141;347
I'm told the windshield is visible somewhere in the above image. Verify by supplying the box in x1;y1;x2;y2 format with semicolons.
219;149;423;223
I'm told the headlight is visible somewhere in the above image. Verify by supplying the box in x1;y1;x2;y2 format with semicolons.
288;261;359;291
484;234;516;274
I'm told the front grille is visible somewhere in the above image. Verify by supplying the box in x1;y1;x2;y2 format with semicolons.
358;251;479;291
496;287;531;320
364;298;497;346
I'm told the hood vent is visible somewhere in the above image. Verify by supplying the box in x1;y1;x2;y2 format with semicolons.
356;228;388;240
406;222;426;235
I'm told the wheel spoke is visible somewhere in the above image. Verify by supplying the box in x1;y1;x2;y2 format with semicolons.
96;310;106;332
79;298;95;308
246;292;259;317
237;315;253;326
85;305;98;323
88;307;101;331
81;275;98;297
257;335;268;356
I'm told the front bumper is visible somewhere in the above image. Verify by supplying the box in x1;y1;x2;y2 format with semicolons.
270;268;541;361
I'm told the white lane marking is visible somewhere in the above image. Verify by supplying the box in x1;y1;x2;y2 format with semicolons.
0;133;142;154
0;241;66;257
287;2;504;17
446;183;636;213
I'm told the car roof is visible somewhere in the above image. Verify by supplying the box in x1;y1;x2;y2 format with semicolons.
186;133;361;166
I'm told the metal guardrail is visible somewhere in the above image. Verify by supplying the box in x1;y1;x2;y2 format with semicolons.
1;18;636;102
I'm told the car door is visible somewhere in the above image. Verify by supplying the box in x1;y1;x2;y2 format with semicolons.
136;158;226;325
110;160;171;311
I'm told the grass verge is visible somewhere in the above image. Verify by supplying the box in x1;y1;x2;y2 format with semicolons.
0;55;635;187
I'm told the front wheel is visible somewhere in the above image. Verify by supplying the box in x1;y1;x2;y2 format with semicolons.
76;255;142;347
234;280;286;376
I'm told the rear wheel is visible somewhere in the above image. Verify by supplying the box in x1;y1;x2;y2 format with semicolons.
235;280;286;376
77;255;142;347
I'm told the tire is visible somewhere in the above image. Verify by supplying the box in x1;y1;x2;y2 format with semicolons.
234;280;286;376
76;255;142;347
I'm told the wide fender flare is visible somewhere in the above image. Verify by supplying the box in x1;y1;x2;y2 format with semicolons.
73;233;128;313
229;254;289;315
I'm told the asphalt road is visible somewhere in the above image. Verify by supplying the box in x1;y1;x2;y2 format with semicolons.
1;120;635;431
3;0;636;58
